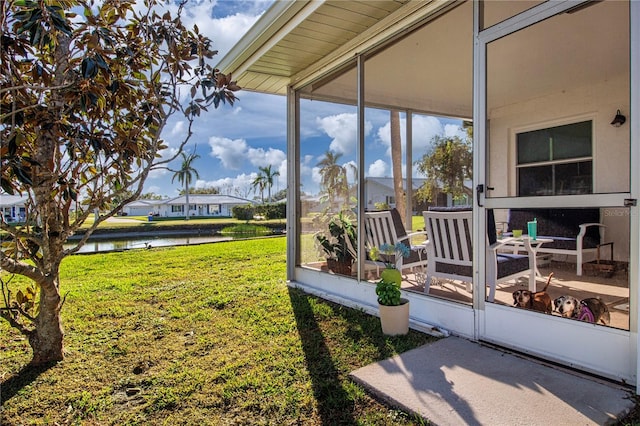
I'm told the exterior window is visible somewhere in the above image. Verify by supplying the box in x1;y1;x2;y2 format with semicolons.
386;195;395;205
171;205;183;213
516;121;592;196
209;204;220;214
189;204;197;211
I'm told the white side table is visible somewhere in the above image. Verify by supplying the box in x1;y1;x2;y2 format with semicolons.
497;237;553;291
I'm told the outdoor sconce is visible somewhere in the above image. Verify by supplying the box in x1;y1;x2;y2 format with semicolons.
611;109;626;127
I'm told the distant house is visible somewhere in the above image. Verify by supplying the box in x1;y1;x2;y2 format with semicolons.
121;194;255;218
0;194;28;222
365;177;426;212
365;177;472;212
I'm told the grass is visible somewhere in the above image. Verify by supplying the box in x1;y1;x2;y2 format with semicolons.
220;223;273;235
1;237;436;425
98;216;285;229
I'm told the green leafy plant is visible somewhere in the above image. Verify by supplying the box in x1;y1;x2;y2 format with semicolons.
371;243;409;306
375;280;402;306
314;211;357;264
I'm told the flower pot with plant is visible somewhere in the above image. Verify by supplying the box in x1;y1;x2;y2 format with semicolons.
314;211;357;276
371;243;410;335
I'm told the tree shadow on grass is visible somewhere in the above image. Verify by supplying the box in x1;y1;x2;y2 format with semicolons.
288;287;358;424
1;361;57;403
288;287;434;424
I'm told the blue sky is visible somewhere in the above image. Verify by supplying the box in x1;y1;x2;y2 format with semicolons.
146;0;464;199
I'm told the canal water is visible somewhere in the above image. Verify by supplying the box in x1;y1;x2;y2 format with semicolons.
66;235;234;254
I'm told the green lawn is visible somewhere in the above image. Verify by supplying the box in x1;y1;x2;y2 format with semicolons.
1;237;435;425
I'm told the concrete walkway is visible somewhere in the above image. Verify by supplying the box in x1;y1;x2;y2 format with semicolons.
350;337;634;425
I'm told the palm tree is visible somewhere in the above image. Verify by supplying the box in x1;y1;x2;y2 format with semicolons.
251;173;266;203
171;151;200;220
259;165;280;203
316;151;353;210
390;110;406;226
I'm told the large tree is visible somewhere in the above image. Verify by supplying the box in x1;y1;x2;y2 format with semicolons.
415;134;473;204
0;0;239;365
171;151;200;220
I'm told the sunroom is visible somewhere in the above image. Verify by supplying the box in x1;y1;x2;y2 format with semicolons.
217;1;639;388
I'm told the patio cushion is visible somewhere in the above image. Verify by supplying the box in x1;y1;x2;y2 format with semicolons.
507;208;601;249
496;253;530;279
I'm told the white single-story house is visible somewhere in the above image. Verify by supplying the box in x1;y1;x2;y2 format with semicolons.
217;1;639;389
365;177;426;210
0;194;27;222
365;176;473;211
122;194;255;218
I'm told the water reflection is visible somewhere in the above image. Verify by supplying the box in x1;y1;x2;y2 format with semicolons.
66;235;233;253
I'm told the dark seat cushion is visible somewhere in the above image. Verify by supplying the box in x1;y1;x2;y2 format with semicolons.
434;252;529;280
496;253;530;279
508;208;600;249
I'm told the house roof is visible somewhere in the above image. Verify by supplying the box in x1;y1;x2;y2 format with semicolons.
165;194;255;205
125;199;165;208
0;194;28;207
366;177;427;191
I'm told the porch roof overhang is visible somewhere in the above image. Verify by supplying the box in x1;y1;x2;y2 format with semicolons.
215;0;468;115
216;0;628;120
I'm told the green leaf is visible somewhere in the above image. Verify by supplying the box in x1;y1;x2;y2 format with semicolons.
81;58;98;79
1;178;15;195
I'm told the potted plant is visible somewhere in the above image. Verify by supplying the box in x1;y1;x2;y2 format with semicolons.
372;243;410;336
314;211;357;276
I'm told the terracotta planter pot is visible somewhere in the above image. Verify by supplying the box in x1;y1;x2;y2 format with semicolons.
378;298;409;336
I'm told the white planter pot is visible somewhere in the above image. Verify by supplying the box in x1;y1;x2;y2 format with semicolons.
379;298;410;336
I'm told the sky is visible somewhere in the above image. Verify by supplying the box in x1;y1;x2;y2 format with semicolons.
146;0;465;200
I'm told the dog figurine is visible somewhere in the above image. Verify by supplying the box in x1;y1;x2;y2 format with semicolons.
512;272;553;314
553;295;611;325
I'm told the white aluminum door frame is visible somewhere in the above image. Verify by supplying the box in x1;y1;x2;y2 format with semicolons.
473;0;638;384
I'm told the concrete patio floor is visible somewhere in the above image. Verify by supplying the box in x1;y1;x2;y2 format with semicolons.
350;337;635;425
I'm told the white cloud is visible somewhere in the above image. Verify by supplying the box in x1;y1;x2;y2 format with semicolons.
368;159;388;177
316;113;372;155
344;160;357;183
196;172;258;199
208;136;249;169
169;121;186;138
444;123;466;139
277;160;287;190
311;166;322;185
247;147;286;168
207;136;286;191
377;115;445;155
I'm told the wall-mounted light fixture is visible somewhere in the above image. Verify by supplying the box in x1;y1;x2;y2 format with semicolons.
611;109;626;127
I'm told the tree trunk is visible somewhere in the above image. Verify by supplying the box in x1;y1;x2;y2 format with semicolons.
29;276;65;365
390;110;406;227
23;30;69;365
185;182;190;220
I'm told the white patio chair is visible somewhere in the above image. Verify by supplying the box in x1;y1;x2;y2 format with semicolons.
364;209;428;284
423;208;532;302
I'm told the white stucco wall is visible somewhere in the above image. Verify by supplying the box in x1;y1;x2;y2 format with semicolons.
487;74;631;260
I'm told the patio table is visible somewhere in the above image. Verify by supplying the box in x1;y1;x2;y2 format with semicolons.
497;236;554;291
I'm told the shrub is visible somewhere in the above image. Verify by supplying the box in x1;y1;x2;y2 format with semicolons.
232;205;255;221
